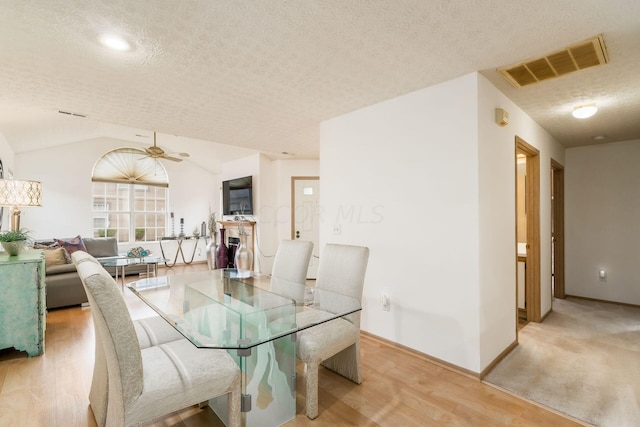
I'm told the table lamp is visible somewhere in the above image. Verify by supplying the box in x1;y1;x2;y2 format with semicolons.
0;179;43;231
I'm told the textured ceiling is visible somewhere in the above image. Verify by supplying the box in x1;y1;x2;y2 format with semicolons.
0;0;639;172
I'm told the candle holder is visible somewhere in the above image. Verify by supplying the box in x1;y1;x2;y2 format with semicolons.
179;218;185;238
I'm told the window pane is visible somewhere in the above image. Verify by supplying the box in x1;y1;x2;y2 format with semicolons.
92;181;167;244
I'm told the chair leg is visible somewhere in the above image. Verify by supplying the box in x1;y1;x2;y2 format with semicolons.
304;362;320;419
321;341;362;384
89;340;108;427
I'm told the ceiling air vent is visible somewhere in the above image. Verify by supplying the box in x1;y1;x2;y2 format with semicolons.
498;34;609;88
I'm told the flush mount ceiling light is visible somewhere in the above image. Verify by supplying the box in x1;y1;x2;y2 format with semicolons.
572;104;598;119
97;33;131;51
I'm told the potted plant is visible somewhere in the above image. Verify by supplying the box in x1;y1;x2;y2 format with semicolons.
0;229;31;256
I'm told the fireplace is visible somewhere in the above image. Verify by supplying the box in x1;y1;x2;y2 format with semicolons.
227;236;239;268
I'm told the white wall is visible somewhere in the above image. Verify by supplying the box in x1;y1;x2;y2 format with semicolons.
14;137;219;261
320;72;565;373
321;73;483;371
0;131;16;230
0;132;15;172
476;74;565;369
565;139;640;304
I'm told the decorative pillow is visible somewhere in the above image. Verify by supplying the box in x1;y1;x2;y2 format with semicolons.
34;241;72;263
44;247;69;268
34;241;59;250
55;235;87;255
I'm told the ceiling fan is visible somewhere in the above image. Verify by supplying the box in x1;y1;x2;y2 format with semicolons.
140;132;190;162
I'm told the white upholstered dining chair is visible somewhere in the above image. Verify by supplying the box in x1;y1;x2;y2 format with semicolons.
270;239;313;304
72;251;186;427
73;253;241;427
296;243;369;419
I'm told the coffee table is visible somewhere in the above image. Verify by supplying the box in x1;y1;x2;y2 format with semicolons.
100;255;167;290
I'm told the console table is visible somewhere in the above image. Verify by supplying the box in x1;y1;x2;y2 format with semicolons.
0;250;46;357
158;236;207;267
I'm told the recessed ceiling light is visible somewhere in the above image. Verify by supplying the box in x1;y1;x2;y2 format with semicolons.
98;33;131;51
572;103;597;119
593;135;606;141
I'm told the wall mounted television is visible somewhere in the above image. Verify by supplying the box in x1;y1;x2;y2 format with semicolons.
222;175;253;215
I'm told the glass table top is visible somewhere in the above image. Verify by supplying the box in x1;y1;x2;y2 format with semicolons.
100;255;167;267
126;269;361;350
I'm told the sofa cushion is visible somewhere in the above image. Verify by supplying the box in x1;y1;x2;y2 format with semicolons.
83;237;118;258
55;235;88;255
46;263;78;275
44;247;69;268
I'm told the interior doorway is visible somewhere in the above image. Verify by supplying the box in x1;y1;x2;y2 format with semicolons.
291;176;320;279
516;153;527;325
515;137;541;323
551;160;565;299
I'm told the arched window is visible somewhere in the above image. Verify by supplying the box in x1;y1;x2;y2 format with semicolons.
91;148;169;243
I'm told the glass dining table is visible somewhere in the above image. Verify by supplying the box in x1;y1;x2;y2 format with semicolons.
126;269;361;427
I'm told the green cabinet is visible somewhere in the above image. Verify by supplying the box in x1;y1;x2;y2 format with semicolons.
0;250;46;357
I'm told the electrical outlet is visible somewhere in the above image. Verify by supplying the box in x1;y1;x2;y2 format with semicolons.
599;269;607;281
381;293;390;311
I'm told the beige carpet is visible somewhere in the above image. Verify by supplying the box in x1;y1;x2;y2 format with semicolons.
484;297;640;427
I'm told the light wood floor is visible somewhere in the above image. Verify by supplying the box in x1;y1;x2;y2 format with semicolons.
0;264;582;427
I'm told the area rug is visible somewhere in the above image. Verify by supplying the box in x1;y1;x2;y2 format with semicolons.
483;297;640;427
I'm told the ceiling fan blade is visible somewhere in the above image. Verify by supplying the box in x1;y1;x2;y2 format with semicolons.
163;156;183;162
166;152;190;158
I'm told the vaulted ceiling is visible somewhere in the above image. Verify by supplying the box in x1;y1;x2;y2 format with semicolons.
1;1;639;172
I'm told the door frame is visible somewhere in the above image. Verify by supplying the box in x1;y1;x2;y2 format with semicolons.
551;159;565;299
516;136;541;322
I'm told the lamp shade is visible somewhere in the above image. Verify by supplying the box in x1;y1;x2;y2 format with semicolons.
0;179;43;207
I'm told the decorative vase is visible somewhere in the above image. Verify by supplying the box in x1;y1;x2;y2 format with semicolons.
205;232;217;270
1;241;25;256
234;234;253;277
215;228;228;269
